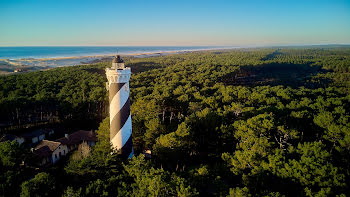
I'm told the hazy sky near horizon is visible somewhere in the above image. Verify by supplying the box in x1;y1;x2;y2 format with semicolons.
0;0;349;46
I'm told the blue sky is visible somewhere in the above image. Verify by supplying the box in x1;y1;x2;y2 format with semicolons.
0;0;349;46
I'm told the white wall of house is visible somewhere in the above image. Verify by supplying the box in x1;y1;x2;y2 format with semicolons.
67;144;78;151
87;141;96;147
51;144;69;163
41;157;50;166
15;137;24;145
32;134;45;144
32;137;39;144
38;134;45;141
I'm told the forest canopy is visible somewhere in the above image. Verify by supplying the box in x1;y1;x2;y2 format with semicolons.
0;47;350;196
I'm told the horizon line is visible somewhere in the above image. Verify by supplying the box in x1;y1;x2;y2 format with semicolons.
1;44;350;47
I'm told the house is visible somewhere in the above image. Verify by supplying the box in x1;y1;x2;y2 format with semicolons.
144;149;152;159
20;128;55;146
56;130;97;151
33;140;68;165
32;130;96;166
14;68;28;73
0;134;25;145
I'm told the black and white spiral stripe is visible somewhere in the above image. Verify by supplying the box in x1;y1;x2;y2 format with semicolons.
109;82;133;158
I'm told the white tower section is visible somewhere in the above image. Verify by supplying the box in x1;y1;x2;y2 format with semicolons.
105;55;133;158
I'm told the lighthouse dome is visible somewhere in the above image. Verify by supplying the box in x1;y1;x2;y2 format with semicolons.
112;55;124;63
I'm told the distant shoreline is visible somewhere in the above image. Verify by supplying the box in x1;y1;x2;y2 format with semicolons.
0;46;238;60
0;47;235;61
0;48;235;75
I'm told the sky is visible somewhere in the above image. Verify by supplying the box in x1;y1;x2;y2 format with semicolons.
0;0;349;46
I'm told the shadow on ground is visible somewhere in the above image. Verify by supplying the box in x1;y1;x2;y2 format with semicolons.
220;63;331;88
128;61;164;73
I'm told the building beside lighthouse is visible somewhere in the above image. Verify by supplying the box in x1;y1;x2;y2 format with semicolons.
105;55;133;158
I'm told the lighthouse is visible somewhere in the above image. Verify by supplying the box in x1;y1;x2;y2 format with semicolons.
105;55;133;158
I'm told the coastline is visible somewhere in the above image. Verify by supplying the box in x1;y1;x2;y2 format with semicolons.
1;46;234;60
0;47;236;75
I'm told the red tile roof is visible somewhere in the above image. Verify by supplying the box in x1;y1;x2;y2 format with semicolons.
34;140;61;157
56;130;97;146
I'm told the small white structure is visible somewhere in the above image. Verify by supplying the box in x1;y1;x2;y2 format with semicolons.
20;128;55;145
14;136;25;144
33;140;68;165
0;134;25;145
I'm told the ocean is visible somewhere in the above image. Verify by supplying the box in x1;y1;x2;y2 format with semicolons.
0;46;230;59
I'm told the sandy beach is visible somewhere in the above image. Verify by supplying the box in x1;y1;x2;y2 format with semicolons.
0;48;233;75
